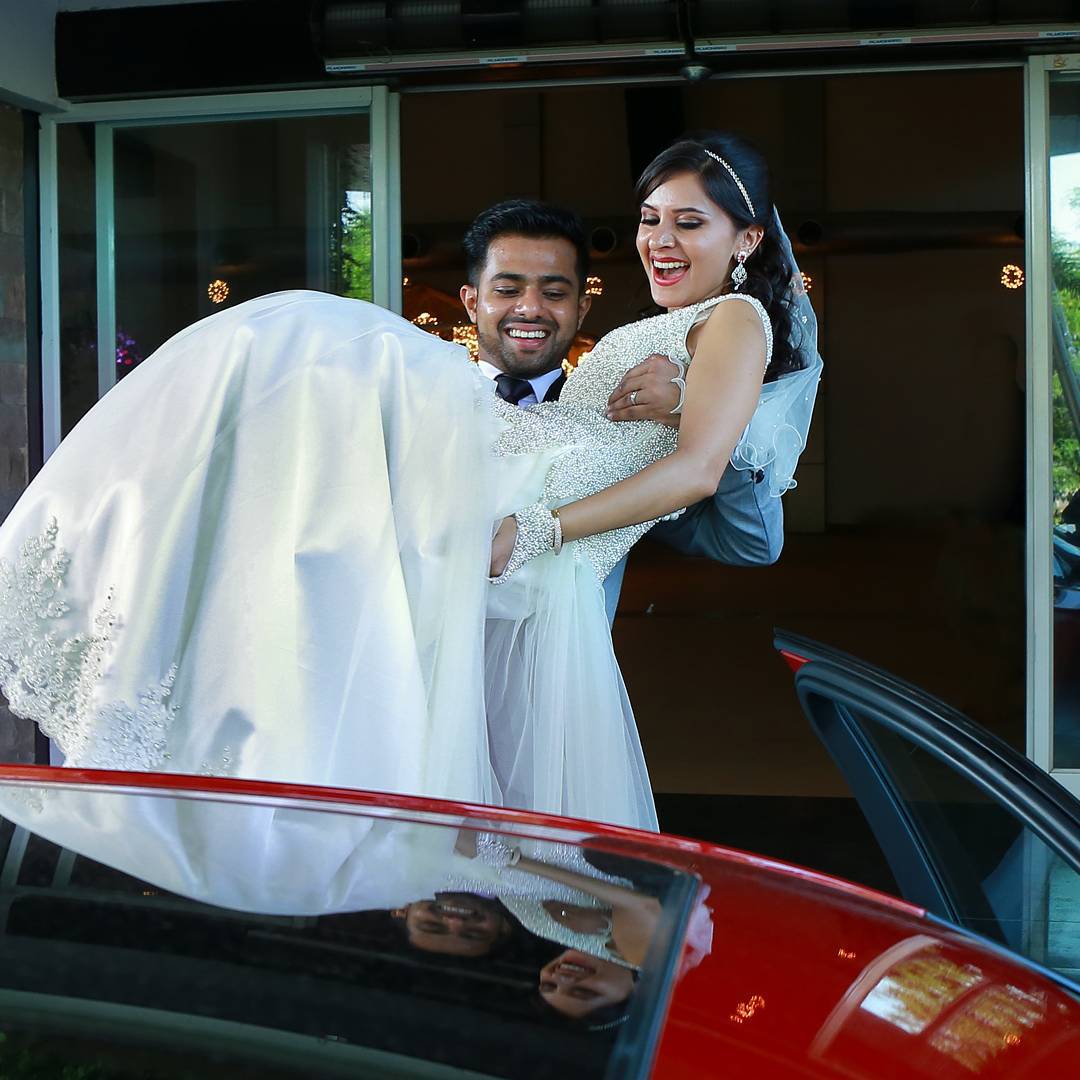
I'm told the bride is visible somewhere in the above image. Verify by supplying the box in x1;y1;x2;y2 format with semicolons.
0;132;820;844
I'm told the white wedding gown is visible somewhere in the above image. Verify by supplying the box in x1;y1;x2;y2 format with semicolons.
0;289;773;912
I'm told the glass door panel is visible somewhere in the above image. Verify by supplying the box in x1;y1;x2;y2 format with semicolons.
108;111;371;392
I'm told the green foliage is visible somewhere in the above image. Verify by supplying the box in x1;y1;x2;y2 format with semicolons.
1053;231;1080;515
1052;374;1080;512
1055;231;1080;292
335;203;373;302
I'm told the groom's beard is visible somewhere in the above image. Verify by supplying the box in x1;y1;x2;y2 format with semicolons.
479;317;575;381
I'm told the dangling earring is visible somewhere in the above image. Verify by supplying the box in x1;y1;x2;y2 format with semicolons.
731;249;749;291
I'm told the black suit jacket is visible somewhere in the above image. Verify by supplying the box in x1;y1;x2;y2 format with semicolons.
543;373;566;402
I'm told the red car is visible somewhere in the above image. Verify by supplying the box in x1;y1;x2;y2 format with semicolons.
0;634;1076;1078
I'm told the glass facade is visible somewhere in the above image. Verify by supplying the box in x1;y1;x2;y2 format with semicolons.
32;60;1080;792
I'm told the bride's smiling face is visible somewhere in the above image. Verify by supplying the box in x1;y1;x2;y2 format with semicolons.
636;171;757;310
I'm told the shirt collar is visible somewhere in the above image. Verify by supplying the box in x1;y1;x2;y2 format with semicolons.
476;360;563;403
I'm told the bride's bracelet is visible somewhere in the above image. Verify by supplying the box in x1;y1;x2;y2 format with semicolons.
667;355;687;415
490;500;560;584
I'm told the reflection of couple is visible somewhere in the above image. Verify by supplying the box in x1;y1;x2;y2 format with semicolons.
394;894;636;1026
0;131;820;836
391;835;661;1025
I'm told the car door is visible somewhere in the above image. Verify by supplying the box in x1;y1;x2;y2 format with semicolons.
774;629;1080;987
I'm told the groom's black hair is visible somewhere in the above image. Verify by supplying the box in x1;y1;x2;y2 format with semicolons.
463;200;590;291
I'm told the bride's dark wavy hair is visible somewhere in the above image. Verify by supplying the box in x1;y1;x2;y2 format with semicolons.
634;131;802;382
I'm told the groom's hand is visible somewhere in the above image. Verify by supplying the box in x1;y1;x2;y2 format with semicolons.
606;354;681;427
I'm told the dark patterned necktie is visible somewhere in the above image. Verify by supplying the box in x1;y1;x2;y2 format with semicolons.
494;373;534;406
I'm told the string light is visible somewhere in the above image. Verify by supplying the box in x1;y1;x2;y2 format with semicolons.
403;276;411;287
1000;264;1024;289
586;275;604;297
412;312;438;327
207;279;229;304
452;323;479;360
800;272;813;292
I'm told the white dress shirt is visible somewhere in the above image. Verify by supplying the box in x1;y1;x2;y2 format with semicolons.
477;360;563;407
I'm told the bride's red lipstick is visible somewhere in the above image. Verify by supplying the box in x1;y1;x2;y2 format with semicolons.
651;259;690;287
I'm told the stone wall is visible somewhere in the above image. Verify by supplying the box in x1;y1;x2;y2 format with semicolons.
0;102;35;763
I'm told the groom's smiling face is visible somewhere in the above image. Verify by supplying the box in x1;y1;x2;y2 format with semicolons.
460;234;590;380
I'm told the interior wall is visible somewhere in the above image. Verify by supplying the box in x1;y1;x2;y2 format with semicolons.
826;71;1024;213
826;248;1024;525
404;94;525;224
823;70;1025;526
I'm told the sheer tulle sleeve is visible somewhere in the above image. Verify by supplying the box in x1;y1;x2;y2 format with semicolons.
731;354;823;497
683;290;821;499
730;208;824;498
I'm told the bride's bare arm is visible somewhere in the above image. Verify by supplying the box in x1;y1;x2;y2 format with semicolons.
556;299;766;543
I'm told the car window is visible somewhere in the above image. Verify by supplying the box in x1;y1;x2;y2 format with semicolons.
846;714;1080;986
0;786;698;1080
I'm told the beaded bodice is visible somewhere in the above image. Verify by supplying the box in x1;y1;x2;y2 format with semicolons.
490;293;772;579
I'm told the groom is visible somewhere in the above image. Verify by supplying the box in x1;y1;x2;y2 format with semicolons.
459;199;782;621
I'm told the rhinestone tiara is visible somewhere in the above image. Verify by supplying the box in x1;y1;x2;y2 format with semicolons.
702;148;755;219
